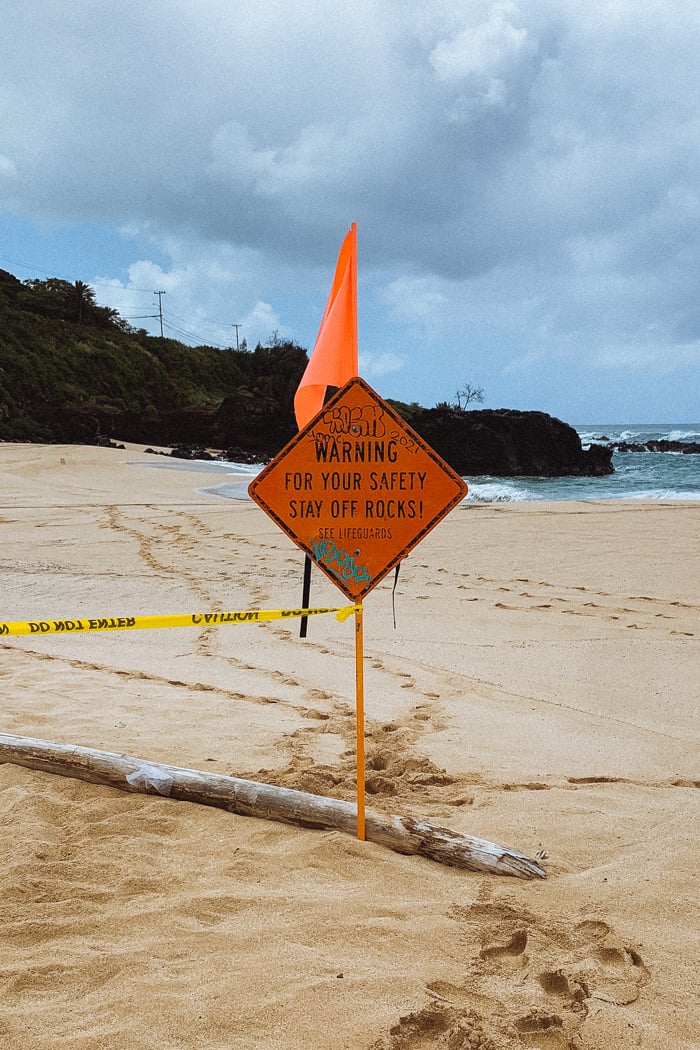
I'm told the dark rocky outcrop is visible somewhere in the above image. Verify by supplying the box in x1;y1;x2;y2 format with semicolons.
611;439;700;454
27;401;221;448
23;391;298;461
410;407;613;477
16;399;613;478
213;391;297;456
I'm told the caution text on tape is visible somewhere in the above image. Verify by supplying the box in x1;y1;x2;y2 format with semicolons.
0;605;359;637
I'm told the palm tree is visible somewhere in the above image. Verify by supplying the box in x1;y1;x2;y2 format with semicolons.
93;304;121;328
67;280;97;324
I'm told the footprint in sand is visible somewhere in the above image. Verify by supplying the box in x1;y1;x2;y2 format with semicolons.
480;927;529;969
513;1012;567;1049
377;903;649;1050
370;1001;495;1050
304;687;333;701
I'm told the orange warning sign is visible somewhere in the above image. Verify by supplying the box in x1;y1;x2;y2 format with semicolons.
249;377;468;601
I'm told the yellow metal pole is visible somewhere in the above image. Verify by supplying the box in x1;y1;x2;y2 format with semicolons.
354;603;366;840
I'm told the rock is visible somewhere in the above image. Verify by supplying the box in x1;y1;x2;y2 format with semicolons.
221;446;269;465
169;446;215;461
20;398;615;478
214;393;296;458
612;439;700;454
410;407;613;477
30;402;104;445
612;442;648;453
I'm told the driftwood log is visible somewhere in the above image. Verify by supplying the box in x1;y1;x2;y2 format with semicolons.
0;733;546;879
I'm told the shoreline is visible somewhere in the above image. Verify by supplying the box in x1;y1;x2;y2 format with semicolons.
0;443;698;1049
4;436;699;502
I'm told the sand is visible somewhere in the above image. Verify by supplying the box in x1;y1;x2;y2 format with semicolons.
0;442;697;1050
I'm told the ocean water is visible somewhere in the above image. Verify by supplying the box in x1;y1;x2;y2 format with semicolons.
463;424;700;503
144;423;700;503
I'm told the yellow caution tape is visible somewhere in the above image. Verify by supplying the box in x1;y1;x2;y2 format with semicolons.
0;605;360;637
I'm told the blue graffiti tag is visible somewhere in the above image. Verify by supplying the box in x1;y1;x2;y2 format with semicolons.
311;538;372;588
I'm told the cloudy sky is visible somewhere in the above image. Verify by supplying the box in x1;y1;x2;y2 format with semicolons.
1;1;699;423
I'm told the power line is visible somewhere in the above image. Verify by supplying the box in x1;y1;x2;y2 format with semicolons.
162;309;236;348
161;318;228;349
0;254;250;349
0;254;161;296
167;310;228;335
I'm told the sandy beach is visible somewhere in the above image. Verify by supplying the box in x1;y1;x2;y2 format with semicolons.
0;442;697;1049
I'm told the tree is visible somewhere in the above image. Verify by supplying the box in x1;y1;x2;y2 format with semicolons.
92;304;122;329
453;383;484;410
22;277;74;319
67;280;97;324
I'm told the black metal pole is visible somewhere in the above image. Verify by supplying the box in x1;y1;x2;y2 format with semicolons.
299;555;312;637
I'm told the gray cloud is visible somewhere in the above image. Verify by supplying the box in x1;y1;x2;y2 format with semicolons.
1;0;699;418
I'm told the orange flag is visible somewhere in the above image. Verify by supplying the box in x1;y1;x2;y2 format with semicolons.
294;223;358;430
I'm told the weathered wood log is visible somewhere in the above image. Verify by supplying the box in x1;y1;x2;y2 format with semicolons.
0;733;546;879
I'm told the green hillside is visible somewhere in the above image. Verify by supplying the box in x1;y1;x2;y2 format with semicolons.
0;268;308;443
0;268;612;476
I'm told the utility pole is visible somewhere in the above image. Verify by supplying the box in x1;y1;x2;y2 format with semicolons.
231;323;241;350
154;291;166;338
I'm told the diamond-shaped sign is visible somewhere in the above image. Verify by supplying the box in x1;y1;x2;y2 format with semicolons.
249;377;468;601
